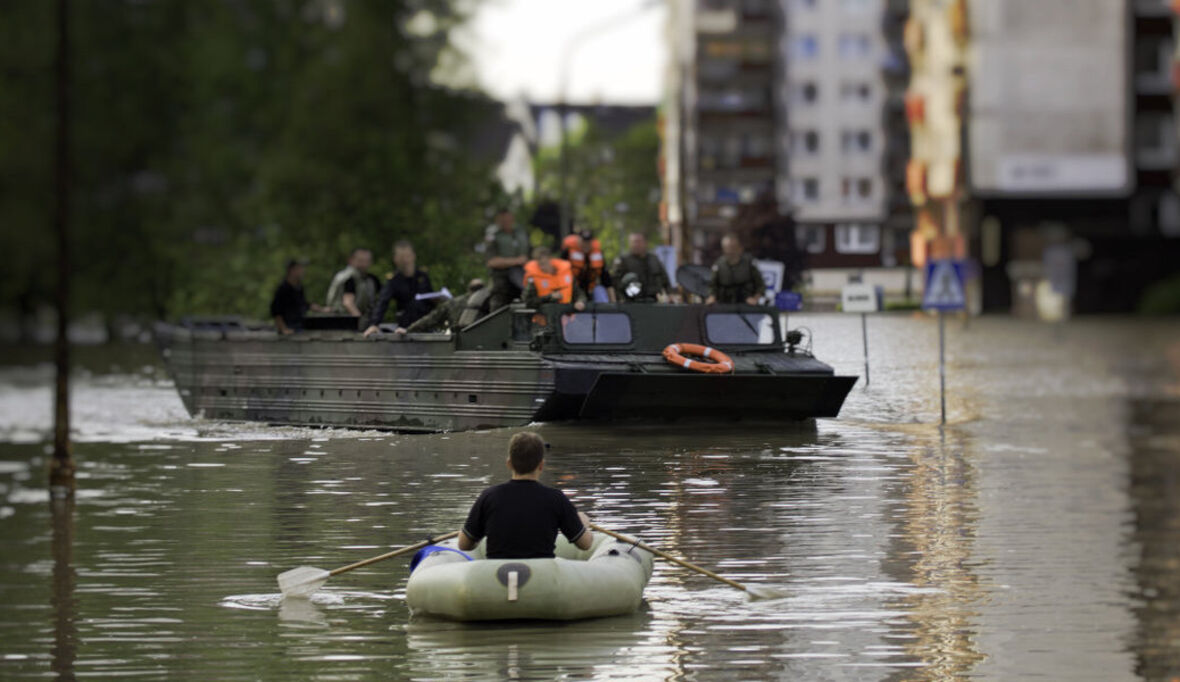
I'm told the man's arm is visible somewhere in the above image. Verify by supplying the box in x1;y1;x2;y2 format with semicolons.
746;264;766;305
274;316;293;335
341;293;361;317
458;529;479;551
706;265;720;305
573;511;593;550
363;280;396;334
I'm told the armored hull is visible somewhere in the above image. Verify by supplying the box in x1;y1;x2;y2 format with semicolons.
155;303;856;432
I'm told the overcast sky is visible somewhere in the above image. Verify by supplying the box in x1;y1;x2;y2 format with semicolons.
459;0;667;105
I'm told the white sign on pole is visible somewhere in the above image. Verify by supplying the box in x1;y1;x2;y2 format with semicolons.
753;259;785;300
841;283;880;313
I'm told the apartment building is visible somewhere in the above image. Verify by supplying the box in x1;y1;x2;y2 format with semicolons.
904;0;1180;315
661;0;914;304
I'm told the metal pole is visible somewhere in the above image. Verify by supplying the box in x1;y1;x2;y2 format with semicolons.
558;100;569;237
938;310;946;425
861;312;870;387
50;0;74;497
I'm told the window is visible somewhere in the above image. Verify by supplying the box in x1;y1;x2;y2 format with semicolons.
796;224;826;253
840;82;872;103
835;223;881;254
742;134;770;160
795;81;819;105
857;178;872;198
838;34;872;60
795;178;819;202
795;0;817;8
560;313;632;344
792;35;819;60
795;130;820;154
841;130;873;153
706;313;776;345
840;0;871;12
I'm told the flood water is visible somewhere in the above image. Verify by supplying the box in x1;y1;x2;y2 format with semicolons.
0;314;1177;680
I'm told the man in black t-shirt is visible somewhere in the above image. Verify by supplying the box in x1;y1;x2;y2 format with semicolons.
458;432;593;559
270;258;328;334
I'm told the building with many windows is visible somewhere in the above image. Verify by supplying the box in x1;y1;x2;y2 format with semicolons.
661;0;914;305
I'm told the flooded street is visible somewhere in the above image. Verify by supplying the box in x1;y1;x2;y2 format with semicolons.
0;314;1177;680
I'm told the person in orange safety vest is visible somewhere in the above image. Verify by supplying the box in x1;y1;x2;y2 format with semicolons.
560;231;611;302
523;246;586;309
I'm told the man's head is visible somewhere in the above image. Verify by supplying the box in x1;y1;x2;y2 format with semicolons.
392;240;415;273
285;258;308;282
494;208;515;232
507;432;545;475
348;248;372;272
628;232;648;257
467;278;485;294
721;234;744;262
532;246;555;274
562;233;583;253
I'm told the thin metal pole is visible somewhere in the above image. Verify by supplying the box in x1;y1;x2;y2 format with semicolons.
50;0;74;496
861;312;870;387
938;310;946;425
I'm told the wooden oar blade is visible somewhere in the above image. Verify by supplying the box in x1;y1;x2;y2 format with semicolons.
278;566;330;599
744;584;788;601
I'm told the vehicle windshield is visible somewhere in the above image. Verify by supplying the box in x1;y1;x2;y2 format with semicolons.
560;312;632;345
705;313;777;345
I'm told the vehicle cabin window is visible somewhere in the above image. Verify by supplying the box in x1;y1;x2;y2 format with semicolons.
560;312;632;345
706;313;777;345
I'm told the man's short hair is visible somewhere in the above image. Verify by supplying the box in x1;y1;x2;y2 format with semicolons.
393;240;413;252
508;432;545;473
349;247;370;258
531;245;551;261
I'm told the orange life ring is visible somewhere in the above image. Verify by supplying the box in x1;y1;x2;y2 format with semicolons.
662;343;734;374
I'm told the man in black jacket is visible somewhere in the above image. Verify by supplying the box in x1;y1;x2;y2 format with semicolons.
363;240;436;336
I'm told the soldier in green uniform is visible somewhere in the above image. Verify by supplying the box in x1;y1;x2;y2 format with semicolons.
609;233;671;303
485;208;530;311
707;234;766;305
396;280;492;335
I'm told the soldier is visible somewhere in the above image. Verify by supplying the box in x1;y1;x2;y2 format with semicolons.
325;247;380;319
363;240;436;337
485;208;530;311
610;232;670;303
396;279;492;335
523;246;586;309
707;234;766;305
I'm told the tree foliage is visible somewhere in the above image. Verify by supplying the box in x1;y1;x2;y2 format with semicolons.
531;115;661;263
1;0;497;322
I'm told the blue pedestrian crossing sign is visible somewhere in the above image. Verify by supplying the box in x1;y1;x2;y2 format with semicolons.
922;260;967;311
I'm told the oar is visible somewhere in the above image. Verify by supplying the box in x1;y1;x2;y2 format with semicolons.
590;524;784;600
277;531;459;599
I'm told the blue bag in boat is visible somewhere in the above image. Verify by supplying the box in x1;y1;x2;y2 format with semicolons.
409;545;473;572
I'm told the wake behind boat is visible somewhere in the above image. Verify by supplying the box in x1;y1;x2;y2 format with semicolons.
155;302;856;433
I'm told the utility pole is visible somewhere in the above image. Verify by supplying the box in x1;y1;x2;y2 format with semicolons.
50;0;75;497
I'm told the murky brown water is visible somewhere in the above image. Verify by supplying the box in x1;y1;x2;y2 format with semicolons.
0;315;1177;680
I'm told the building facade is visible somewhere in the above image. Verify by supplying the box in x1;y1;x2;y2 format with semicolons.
906;0;1180;315
662;0;915;306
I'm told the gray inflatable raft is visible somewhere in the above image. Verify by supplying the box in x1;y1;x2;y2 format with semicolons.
406;533;654;621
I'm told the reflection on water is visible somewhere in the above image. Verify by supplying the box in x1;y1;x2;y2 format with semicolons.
0;316;1177;680
50;497;76;682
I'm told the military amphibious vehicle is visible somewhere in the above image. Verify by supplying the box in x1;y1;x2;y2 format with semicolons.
154;303;857;432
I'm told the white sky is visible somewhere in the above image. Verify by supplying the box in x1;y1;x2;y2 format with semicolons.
459;0;667;105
